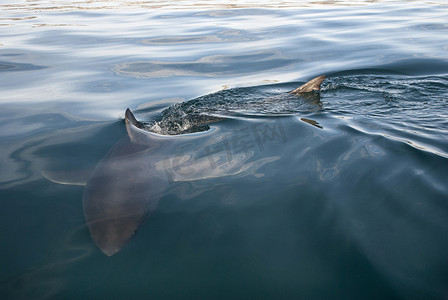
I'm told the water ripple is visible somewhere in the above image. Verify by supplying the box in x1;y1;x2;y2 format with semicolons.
113;51;295;78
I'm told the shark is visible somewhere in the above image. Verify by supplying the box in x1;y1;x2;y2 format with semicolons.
82;75;326;256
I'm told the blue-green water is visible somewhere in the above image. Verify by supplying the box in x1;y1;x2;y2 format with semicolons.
1;1;448;299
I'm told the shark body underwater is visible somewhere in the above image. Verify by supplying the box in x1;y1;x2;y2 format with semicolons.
82;75;326;256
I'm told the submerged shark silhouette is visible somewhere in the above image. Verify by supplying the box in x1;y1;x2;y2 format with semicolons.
83;75;326;256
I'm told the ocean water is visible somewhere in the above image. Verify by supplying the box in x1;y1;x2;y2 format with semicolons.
1;0;448;299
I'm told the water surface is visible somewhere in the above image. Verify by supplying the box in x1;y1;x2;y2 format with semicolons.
1;1;447;299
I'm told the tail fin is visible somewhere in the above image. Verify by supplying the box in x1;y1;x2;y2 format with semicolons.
290;75;326;94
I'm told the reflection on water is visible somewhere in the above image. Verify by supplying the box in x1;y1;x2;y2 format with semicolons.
113;51;293;78
157;120;286;181
0;61;44;72
300;117;323;129
1;0;446;12
142;30;253;45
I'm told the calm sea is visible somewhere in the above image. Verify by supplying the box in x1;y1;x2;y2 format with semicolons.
1;1;447;299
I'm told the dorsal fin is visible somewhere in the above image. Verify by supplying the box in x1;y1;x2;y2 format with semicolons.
125;108;144;129
125;108;148;143
290;75;326;94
